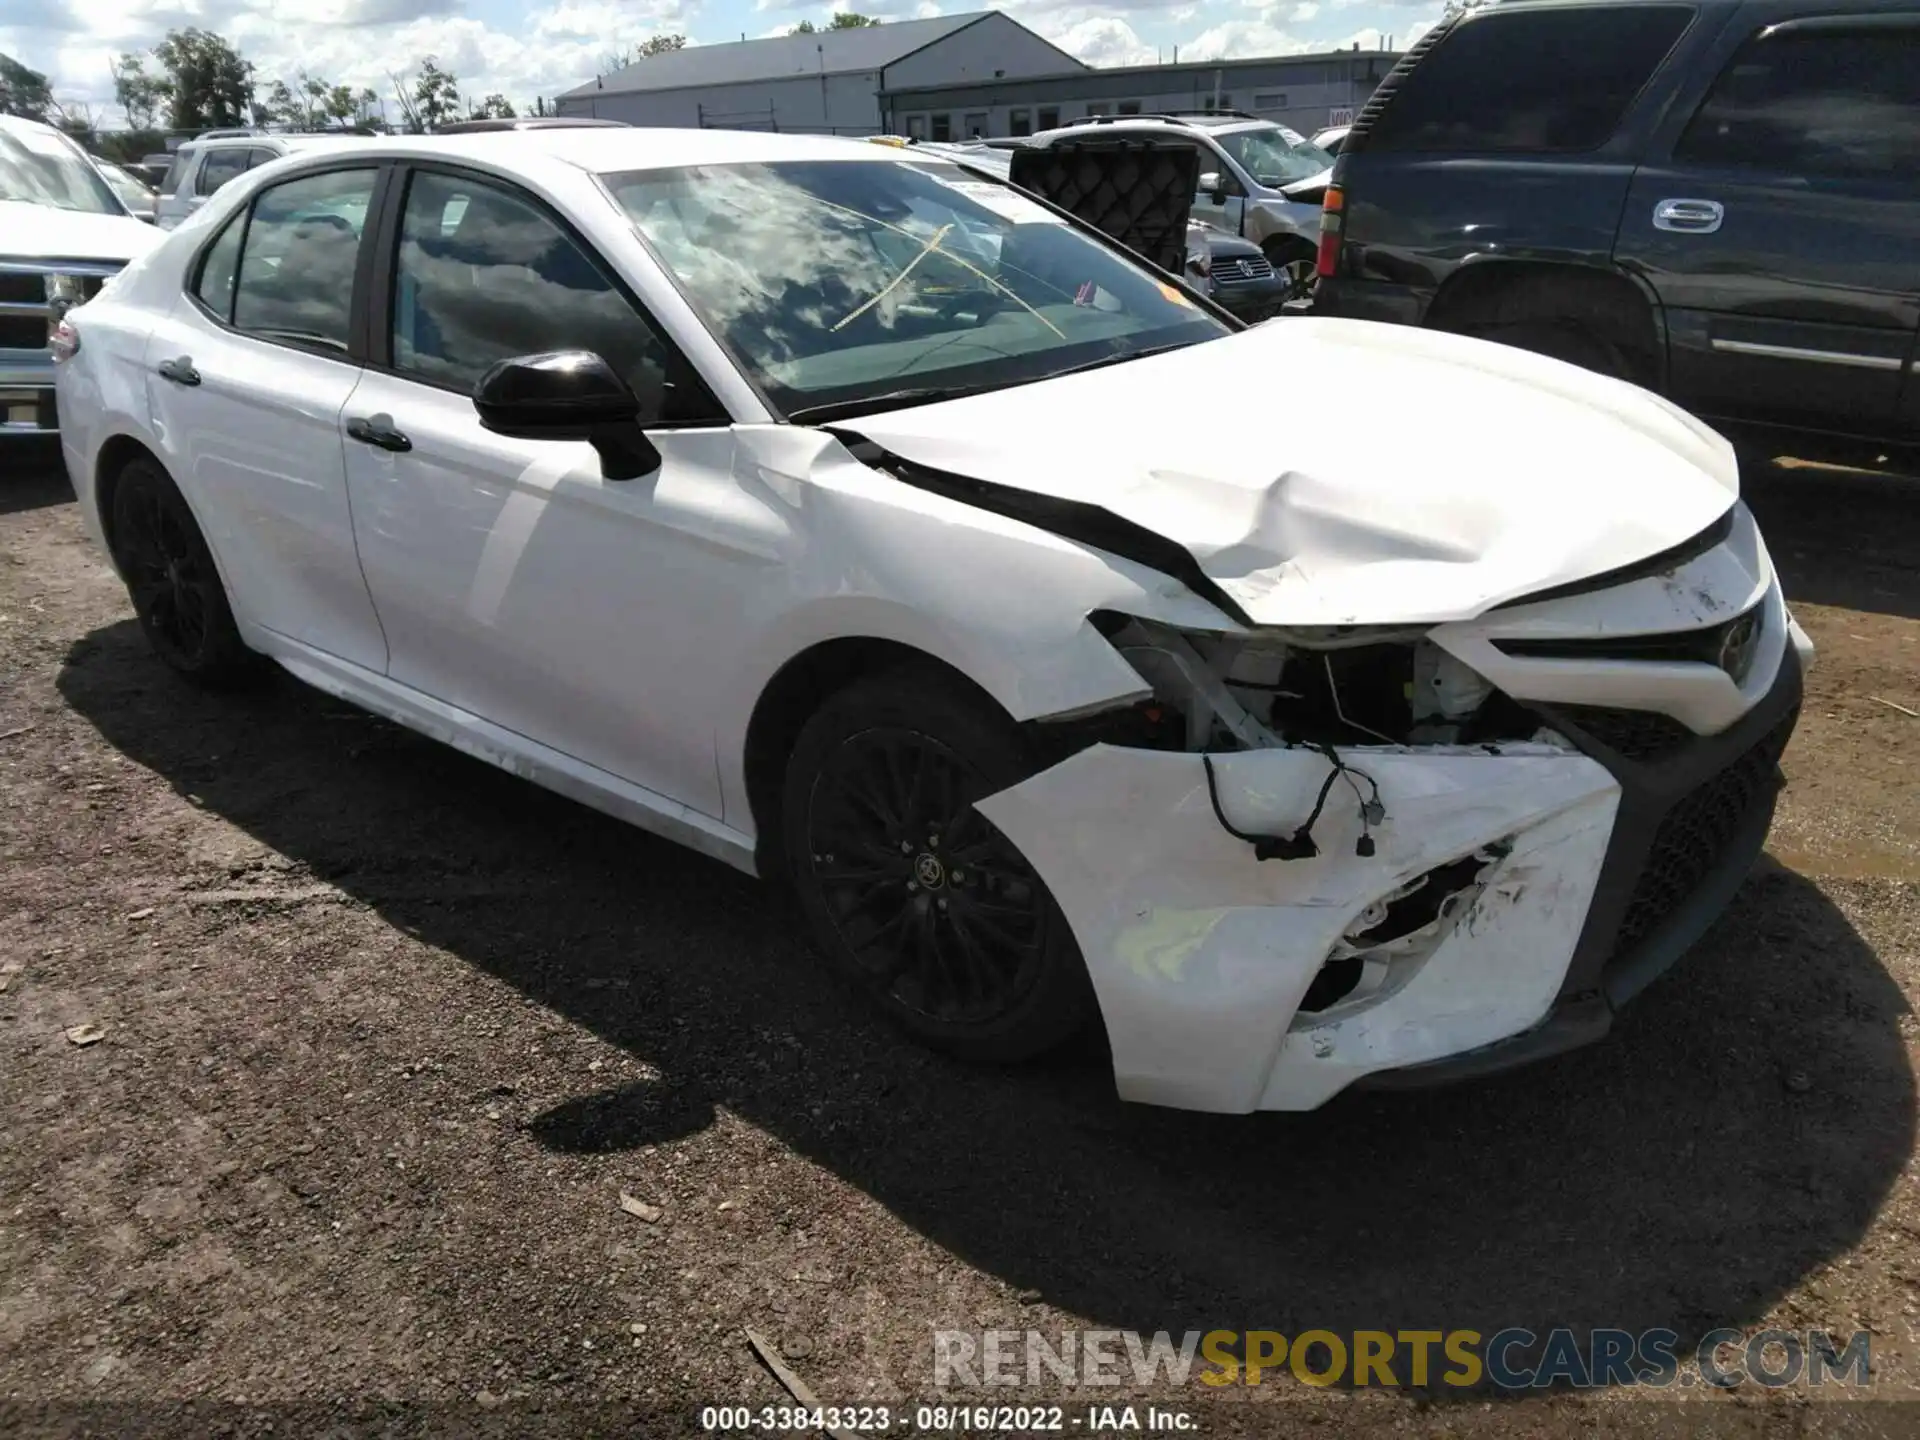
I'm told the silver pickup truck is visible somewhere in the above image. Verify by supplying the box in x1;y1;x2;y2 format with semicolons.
1;115;159;440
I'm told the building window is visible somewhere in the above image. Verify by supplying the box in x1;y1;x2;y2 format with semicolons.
905;114;926;140
1010;109;1031;136
1087;102;1110;116
1038;106;1060;130
1254;92;1287;111
930;113;952;142
1118;100;1141;115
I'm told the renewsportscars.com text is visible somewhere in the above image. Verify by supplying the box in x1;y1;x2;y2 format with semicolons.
932;1327;1871;1391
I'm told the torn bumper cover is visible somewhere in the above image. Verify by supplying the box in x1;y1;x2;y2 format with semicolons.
975;649;1802;1114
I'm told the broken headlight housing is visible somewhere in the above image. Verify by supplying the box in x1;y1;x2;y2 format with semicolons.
1088;612;1525;754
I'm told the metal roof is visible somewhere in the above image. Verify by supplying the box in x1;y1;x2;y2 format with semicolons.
561;13;1005;99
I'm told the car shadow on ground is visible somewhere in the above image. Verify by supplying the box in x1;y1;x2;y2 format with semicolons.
1745;459;1920;622
58;620;1916;1387
1;446;73;517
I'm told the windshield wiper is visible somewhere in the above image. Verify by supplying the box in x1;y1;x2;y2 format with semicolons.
1037;340;1196;383
787;341;1201;426
785;384;1003;425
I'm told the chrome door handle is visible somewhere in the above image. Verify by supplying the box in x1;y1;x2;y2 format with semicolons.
156;356;200;386
1653;198;1725;234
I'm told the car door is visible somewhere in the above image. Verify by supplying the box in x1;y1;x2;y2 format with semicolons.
1615;9;1920;442
1189;142;1248;237
143;163;389;674
338;163;741;815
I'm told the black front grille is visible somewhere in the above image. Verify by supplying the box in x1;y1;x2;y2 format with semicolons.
1611;705;1798;955
0;314;43;349
0;274;41;305
1552;705;1696;762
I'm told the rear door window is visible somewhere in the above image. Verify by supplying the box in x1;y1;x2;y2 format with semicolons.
158;152;192;196
1366;5;1696;153
1675;24;1920;180
230;167;379;354
195;147;250;196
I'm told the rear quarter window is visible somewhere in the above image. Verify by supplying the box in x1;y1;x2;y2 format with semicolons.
1365;4;1697;153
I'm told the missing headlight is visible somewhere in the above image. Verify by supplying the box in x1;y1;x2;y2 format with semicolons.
1075;612;1538;754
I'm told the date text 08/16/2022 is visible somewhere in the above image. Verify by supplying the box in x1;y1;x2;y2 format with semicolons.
700;1404;1195;1432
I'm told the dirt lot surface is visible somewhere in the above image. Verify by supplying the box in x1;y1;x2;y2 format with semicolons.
2;443;1918;1439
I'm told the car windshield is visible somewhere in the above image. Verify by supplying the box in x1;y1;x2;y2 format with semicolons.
100;164;151;207
608;158;1230;419
0;125;125;215
1214;124;1334;186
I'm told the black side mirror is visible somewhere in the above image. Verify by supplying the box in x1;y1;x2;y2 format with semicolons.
472;350;661;481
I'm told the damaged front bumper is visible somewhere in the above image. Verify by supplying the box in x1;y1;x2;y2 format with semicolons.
975;644;1803;1114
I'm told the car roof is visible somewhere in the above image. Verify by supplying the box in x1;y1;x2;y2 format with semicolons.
320;127;924;176
0;112;69;140
187;133;379;152
1030;115;1276;144
432;117;630;134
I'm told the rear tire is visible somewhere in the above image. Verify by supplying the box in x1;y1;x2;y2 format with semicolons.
780;666;1096;1064
108;458;258;688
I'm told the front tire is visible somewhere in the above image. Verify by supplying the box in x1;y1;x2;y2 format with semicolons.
780;667;1096;1064
108;457;258;687
1262;237;1318;304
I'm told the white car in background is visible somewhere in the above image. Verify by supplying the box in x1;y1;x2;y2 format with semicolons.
95;160;158;223
0;114;161;439
55;129;1809;1112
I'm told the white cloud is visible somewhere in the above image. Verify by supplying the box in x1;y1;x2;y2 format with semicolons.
0;0;701;121
1042;15;1156;66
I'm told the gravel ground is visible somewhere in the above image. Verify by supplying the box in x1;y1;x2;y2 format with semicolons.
2;445;1918;1439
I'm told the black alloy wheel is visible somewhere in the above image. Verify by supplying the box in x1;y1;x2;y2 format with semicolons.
782;669;1096;1063
806;725;1048;1027
109;458;257;685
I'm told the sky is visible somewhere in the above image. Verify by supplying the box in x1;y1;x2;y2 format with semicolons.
0;0;1443;127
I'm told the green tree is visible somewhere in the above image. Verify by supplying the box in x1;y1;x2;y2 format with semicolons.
153;28;254;131
794;13;881;31
111;53;171;131
470;93;515;119
410;55;460;130
0;53;53;120
640;34;687;54
325;84;358;127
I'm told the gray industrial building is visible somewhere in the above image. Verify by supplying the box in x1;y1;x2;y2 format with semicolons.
556;13;1084;134
885;48;1400;143
556;11;1398;143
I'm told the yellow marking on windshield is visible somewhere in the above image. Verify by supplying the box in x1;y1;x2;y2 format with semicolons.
832;222;952;332
804;190;1065;340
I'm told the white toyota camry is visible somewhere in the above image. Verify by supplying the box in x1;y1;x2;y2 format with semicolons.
54;129;1811;1113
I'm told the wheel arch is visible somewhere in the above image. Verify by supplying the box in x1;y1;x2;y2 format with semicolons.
740;636;1011;880
93;432;165;563
1425;259;1668;389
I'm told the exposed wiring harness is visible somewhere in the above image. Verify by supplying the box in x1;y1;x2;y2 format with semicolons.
1202;744;1384;862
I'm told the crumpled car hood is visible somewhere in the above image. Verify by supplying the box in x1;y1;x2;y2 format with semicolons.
844;317;1739;626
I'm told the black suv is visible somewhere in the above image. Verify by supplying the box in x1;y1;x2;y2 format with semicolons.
1314;0;1919;465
